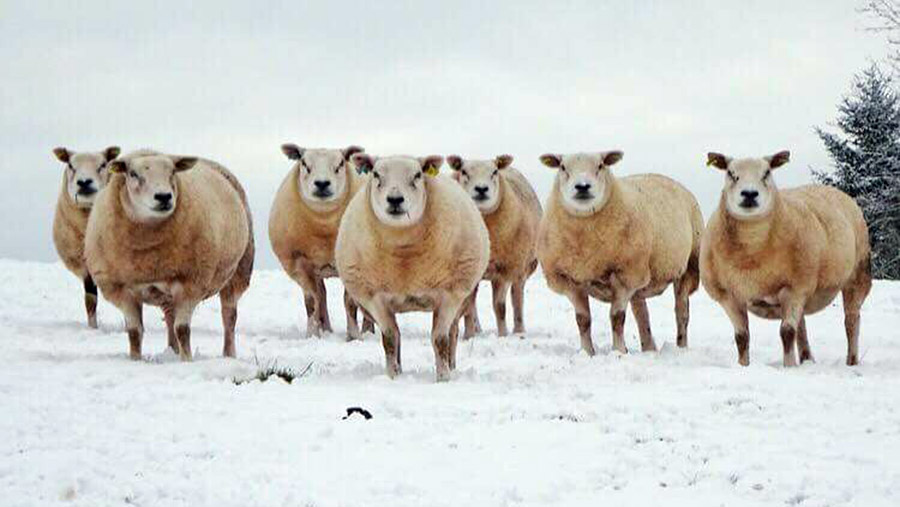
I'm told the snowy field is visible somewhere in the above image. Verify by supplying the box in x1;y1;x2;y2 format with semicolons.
1;258;899;507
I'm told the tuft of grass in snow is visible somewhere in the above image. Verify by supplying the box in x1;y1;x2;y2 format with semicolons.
233;356;313;385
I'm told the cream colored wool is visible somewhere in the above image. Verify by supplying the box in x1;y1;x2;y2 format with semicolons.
85;150;254;360
701;151;871;367
537;152;703;356
336;155;489;381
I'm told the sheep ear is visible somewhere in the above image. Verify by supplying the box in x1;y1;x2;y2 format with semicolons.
172;156;198;172
109;160;127;174
706;152;731;170
764;150;790;169
447;155;464;171
342;145;364;161
539;153;561;168
420;155;443;176
351;153;375;174
495;154;513;170
601;151;623;167
103;146;121;162
281;143;305;161
53;147;70;163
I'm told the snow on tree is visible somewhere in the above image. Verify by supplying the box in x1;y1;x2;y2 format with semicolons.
815;64;900;279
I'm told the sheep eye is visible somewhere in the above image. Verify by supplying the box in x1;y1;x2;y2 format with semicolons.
300;160;312;174
559;164;567;172
128;170;138;178
727;171;738;182
460;170;468;178
335;160;344;173
411;172;423;186
492;170;499;177
763;169;772;180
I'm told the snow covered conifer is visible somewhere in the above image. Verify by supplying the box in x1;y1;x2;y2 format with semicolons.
815;63;900;279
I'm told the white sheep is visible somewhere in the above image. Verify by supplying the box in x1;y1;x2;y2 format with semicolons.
335;154;490;381
269;144;374;340
84;149;254;360
701;150;872;366
537;151;703;355
51;145;120;328
447;154;542;337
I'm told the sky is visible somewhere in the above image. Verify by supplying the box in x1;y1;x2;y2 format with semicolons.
0;0;890;268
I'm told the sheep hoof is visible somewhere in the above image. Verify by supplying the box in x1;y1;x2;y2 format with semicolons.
223;346;236;358
641;341;658;353
846;355;859;366
783;355;798;368
738;356;750;367
799;352;815;364
386;364;401;379
87;317;98;329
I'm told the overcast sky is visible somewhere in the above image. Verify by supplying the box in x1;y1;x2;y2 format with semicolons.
0;0;889;268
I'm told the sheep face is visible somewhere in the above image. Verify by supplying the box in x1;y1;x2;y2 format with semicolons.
707;151;790;220
280;144;364;209
540;151;623;216
352;154;443;228
447;155;513;214
109;154;197;223
53;146;119;209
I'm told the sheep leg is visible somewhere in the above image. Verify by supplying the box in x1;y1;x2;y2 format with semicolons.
361;310;376;334
566;290;595;356
220;294;238;358
491;279;510;337
511;278;526;335
462;283;479;340
674;277;693;348
842;261;871;366
432;299;462;382
609;297;629;354
779;299;805;368
174;304;197;361
163;305;178;352
371;302;402;378
316;278;332;333
722;299;750;366
122;300;143;360
630;296;656;352
302;290;321;337
344;290;362;341
83;275;98;329
796;316;813;364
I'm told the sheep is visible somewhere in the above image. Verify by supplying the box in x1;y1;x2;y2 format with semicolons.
447;154;542;338
536;151;703;356
51;145;120;328
84;149;254;360
335;154;490;381
269;144;375;340
701;150;872;367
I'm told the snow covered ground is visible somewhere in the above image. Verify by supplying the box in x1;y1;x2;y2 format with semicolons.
1;258;898;507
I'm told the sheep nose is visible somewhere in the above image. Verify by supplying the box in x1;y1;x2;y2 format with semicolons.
474;185;489;195
314;180;331;190
386;195;405;207
574;183;592;193
740;190;759;200
154;192;173;204
76;179;94;189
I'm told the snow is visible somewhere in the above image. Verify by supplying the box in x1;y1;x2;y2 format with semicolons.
1;259;899;506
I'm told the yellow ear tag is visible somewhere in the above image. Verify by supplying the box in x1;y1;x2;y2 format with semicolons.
424;165;439;176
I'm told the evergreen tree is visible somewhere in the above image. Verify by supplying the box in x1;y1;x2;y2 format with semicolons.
815;64;900;279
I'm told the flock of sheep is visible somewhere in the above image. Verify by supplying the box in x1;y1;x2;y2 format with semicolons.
51;145;872;381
